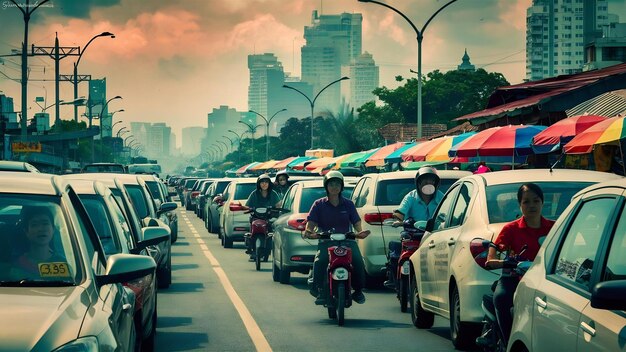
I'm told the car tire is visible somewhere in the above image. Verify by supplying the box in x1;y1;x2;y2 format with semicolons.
170;222;178;244
450;285;479;350
272;261;280;282
224;234;233;248
279;253;290;284
157;250;172;289
142;302;157;351
410;275;434;329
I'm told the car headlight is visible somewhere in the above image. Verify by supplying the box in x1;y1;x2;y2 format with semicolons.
53;337;99;351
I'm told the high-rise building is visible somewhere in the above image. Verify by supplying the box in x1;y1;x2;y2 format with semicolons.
302;11;362;112
348;52;379;109
129;122;173;159
248;54;284;118
182;126;206;157
526;0;611;81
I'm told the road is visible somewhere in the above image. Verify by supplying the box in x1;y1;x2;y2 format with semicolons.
154;208;462;352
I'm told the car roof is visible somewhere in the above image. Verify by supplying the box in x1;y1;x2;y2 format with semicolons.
361;170;472;181
293;179;358;188
0;172;62;195
64;179;109;196
572;177;626;198
473;169;623;186
0;160;39;172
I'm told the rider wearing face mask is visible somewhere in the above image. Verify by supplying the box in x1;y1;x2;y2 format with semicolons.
393;167;444;222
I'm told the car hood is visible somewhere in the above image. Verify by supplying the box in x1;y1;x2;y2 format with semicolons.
0;286;88;351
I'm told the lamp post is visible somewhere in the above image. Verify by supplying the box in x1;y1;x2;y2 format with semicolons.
358;0;457;139
227;129;244;165
283;76;348;149
239;121;262;163
217;140;229;155
98;96;122;160
10;0;51;139
116;126;128;138
213;143;223;160
72;32;115;122
248;108;286;161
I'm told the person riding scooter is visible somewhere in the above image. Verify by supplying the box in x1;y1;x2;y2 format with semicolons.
273;170;290;200
304;170;370;305
244;174;281;261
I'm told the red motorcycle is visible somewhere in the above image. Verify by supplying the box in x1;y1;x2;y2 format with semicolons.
383;218;425;312
316;230;357;326
244;207;283;271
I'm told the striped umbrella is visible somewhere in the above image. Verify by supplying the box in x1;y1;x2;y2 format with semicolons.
336;148;380;168
272;156;298;170
453;125;546;157
425;132;476;161
235;162;260;174
365;142;407;166
563;115;626;154
402;138;449;162
532;114;608;154
384;142;418;164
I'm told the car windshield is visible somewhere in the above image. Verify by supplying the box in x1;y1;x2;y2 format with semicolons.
235;183;257;200
486;181;594;224
0;195;80;286
374;177;456;206
298;186;355;213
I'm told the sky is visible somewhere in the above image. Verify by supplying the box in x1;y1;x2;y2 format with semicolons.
1;0;625;148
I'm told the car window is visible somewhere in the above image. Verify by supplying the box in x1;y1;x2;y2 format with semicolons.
235;183;257;200
216;181;230;195
108;194;135;251
553;197;615;291
80;197;120;256
282;184;298;212
300;187;328;213
145;181;163;201
375;178;414;206
350;178;365;206
126;185;150;218
355;177;372;207
449;182;474;227
602;203;626;282
222;184;231;201
432;184;460;231
486;181;593;224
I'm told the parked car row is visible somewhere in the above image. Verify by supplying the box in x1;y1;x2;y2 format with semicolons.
0;170;178;351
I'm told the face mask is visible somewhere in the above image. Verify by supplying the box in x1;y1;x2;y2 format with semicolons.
421;184;436;196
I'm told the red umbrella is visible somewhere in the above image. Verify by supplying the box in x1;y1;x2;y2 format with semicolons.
531;115;608;154
455;125;547;157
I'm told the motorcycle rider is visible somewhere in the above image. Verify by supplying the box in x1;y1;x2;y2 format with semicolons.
304;170;370;305
273;170;290;199
482;183;555;346
386;167;444;287
244;174;281;261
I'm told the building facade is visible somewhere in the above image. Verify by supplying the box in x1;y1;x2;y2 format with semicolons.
348;52;379;109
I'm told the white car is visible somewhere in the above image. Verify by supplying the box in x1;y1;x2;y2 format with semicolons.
349;170;470;281
407;169;622;350
508;177;626;352
218;178;258;248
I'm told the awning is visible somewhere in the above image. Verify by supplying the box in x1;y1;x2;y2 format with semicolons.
250;160;278;171
384;142;418;164
235;162;260;174
365;142;407;166
273;156;298;170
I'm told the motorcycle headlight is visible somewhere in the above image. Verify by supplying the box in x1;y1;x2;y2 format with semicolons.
401;261;411;275
332;267;349;280
53;337;99;351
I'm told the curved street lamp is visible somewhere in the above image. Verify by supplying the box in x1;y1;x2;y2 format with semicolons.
98;96;122;160
358;0;457;138
73;31;115;121
217;140;229;154
283;76;348;149
239;121;263;163
212;143;223;160
248;108;286;161
116;127;128;138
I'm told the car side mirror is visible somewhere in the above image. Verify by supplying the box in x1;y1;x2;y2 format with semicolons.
591;280;626;311
414;220;428;232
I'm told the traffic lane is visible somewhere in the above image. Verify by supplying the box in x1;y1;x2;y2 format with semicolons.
155;212;257;352
196;215;459;351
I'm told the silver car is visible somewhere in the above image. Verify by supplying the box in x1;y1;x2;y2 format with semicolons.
508;177;626;352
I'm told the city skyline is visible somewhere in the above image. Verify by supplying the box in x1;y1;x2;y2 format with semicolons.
1;0;625;147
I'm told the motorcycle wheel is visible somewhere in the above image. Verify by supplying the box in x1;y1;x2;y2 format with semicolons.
255;238;262;271
410;276;434;328
399;275;409;312
336;282;345;326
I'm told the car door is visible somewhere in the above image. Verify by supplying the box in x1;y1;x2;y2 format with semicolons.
273;184;298;265
531;195;619;352
419;183;460;311
577;195;626;352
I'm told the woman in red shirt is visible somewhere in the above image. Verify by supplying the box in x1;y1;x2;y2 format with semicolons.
485;183;555;345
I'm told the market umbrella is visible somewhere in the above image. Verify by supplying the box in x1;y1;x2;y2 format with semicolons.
305;156;339;172
454;125;547;157
425;132;476;161
563;115;626;154
235;162;260;174
287;156;317;170
330;153;355;170
384;142;418;164
531;114;608;154
336;148;380;168
272;156;298;170
365;142;407;166
402;138;449;162
250;160;278;171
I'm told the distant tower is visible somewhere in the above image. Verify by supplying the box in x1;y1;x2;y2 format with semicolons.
349;52;379;109
248;53;284;118
457;49;475;71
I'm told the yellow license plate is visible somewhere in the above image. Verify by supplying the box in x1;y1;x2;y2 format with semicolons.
38;262;70;277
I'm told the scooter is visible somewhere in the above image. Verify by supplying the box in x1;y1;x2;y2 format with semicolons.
316;230;357;326
472;238;531;352
244;207;282;271
382;218;425;312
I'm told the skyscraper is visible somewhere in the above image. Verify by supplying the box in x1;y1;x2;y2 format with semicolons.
248;53;285;118
302;11;363;112
526;0;611;81
348;52;379;109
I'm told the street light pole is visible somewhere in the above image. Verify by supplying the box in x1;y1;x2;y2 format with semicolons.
358;0;457;139
98;96;122;160
249;108;287;161
227;129;244;165
239;121;262;163
283;77;348;149
73;32;115;122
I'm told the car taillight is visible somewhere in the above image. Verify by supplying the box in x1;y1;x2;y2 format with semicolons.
191;191;200;199
229;202;244;211
363;212;393;225
288;218;307;231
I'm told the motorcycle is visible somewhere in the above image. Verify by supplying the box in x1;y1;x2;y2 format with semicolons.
471;238;531;352
382;217;425;312
244;207;283;271
315;230;358;326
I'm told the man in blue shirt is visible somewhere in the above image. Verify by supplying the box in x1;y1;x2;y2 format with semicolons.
394;167;444;222
304;171;370;305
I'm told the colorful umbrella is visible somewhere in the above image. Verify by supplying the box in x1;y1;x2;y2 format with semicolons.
563;115;626;154
453;125;547;157
272;156;298;170
365;142;407;166
336;148;380;168
402;137;449;162
531;115;608;154
250;160;278;171
384;142;418;164
305;156;339;172
235;162;260;174
330;153;355;169
287;156;317;170
425;132;476;161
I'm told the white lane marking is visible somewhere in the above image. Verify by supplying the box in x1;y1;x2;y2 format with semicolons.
181;215;272;352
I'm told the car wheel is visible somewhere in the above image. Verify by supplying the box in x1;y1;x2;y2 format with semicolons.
142;302;157;351
279;253;290;284
272;261;280;282
224;234;233;248
133;315;143;352
170;222;178;244
450;285;479;350
157;251;172;289
410;275;434;329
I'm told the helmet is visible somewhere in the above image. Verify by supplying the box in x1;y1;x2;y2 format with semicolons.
257;174;272;190
275;169;289;183
415;167;440;190
323;170;344;192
